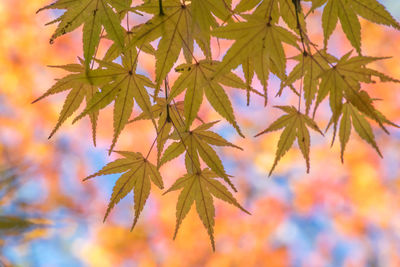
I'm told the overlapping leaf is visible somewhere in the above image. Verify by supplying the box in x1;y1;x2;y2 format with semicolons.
73;53;154;152
212;10;299;99
129;0;211;95
256;106;323;175
319;0;400;53
282;50;336;114
338;102;385;162
314;52;399;131
32;61;116;145
160;121;242;191
129;97;189;165
170;60;264;135
38;0;126;68
102;25;155;63
84;151;163;229
192;0;233;28
164;168;249;251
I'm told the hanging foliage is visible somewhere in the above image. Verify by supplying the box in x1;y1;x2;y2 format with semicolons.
35;0;400;250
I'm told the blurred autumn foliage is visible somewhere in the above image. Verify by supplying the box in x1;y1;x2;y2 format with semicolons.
1;0;400;266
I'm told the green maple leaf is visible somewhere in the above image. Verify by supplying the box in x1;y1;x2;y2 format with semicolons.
102;25;156;63
128;0;211;95
241;52;283;106
279;0;305;31
235;0;306;32
163;168;249;251
320;0;400;53
255;106;323;175
234;0;262;13
84;151;164;229
73;53;155;153
31;60;119;145
282;50;336;114
38;0;126;69
314;52;399;132
170;60;263;136
338;102;385;162
129;97;190;166
212;11;299;92
236;0;307;105
191;0;233;40
129;98;184;124
160;121;242;192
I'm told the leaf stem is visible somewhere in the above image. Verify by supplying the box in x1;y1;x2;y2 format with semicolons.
159;0;164;16
145;120;168;160
165;78;172;123
294;2;307;112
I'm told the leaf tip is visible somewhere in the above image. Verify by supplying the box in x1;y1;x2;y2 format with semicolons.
48;128;57;140
103;213;109;223
131;216;139;232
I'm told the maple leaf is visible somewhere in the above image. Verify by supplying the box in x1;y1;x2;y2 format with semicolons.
212;10;299;98
235;0;306;32
31;60;119;145
129;97;189;166
170;60;264;135
255;106;323;175
241;52;284;106
338;102;385;162
163;168;249;251
320;0;400;53
73;53;155;153
129;98;184;124
102;25;156;63
84;151;163;229
128;0;211;95
38;0;126;68
191;0;234;46
314;52;399;132
234;0;261;13
160;121;242;191
282;50;336;114
278;0;306;32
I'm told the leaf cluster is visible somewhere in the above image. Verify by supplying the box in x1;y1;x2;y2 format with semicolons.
35;0;399;249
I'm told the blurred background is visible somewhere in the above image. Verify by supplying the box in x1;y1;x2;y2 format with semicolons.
0;0;400;266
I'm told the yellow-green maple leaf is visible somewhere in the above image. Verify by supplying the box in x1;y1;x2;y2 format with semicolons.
320;0;400;53
84;151;163;229
234;0;261;13
315;52;399;131
128;0;210;95
191;0;233;56
235;0;306;32
164;168;249;251
255;106;323;175
170;60;263;135
102;26;155;63
282;50;336;114
73;53;155;153
338;102;383;162
233;0;306;105
160;121;241;191
129;97;189;166
38;0;126;68
212;12;299;87
31;61;119;145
